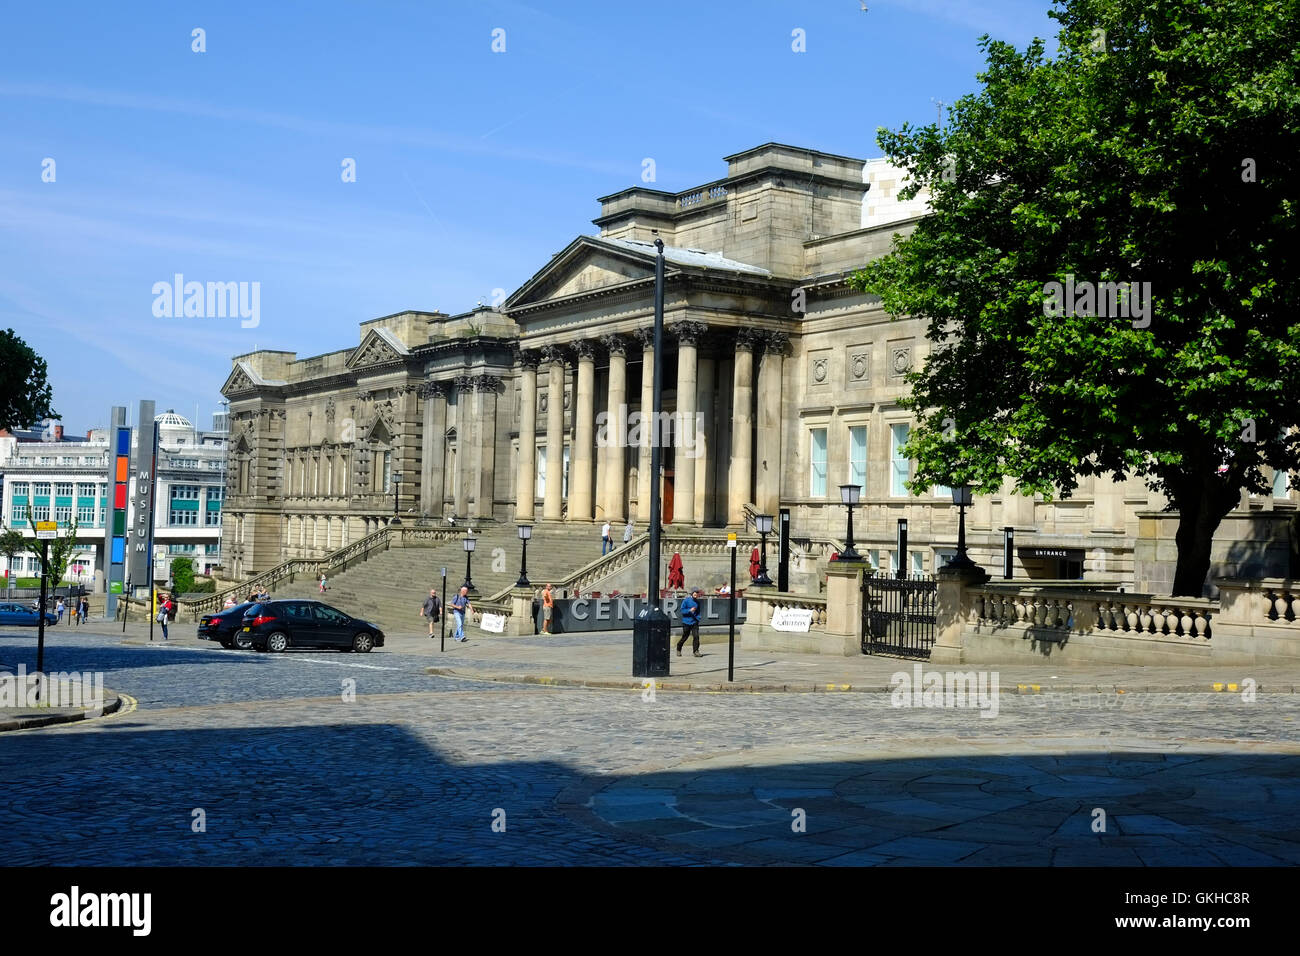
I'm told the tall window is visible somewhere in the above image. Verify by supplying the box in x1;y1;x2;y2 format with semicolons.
848;426;867;494
890;424;911;497
562;446;570;497
382;451;392;493
809;428;828;497
536;445;547;498
1274;468;1291;499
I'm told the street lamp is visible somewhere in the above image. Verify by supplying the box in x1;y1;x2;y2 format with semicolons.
462;534;476;591
947;484;977;570
516;524;532;588
836;484;863;561
753;513;774;586
391;471;402;525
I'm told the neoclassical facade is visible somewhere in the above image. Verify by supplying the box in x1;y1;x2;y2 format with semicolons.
221;143;1295;586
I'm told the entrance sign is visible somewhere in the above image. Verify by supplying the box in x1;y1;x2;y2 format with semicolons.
35;521;58;540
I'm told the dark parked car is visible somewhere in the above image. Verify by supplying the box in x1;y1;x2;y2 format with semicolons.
240;600;385;653
197;602;256;649
0;602;57;627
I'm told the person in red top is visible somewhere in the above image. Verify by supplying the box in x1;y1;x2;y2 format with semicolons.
156;593;173;640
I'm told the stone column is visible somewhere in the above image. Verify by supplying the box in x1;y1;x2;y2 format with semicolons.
420;382;448;516
570;340;597;523
602;335;628;523
694;354;716;526
673;321;707;526
473;375;500;520
543;346;566;521
728;329;761;524
454;376;473;519
516;353;538;522
634;329;655;523
929;565;991;666
755;332;787;516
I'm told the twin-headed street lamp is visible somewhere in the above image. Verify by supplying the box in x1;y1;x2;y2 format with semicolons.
516;524;532;588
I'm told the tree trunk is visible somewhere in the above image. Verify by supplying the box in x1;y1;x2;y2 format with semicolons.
1170;484;1235;597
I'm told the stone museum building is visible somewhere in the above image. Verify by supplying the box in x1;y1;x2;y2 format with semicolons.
220;143;1295;589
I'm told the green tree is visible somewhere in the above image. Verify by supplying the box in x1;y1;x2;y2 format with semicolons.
0;528;25;595
170;556;196;596
850;0;1299;596
0;328;57;430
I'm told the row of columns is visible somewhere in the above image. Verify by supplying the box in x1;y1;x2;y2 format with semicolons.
418;375;501;520
515;325;788;526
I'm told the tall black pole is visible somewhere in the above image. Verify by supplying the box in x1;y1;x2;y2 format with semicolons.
37;539;48;674
517;537;530;588
463;549;474;592
148;425;158;641
440;566;447;652
727;541;736;682
633;238;671;677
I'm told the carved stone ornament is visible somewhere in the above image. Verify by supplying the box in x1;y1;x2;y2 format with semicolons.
811;357;829;384
735;328;764;352
672;320;709;346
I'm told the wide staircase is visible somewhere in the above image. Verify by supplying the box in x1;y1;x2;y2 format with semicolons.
269;523;609;634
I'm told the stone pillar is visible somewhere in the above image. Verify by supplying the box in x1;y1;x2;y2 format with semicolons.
755;332;787;516
634;329;655;523
516;353;538;522
728;329;760;524
454;376;473;519
571;341;597;523
543;346;566;521
507;586;537;635
602;335;628;523
822;560;869;655
672;321;706;525
420;382;448;516
473;375;500;520
929;565;991;665
694;354;716;526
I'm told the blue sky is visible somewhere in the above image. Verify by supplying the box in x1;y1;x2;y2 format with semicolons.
0;0;1058;433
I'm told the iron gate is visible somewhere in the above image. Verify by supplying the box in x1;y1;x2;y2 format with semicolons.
861;572;937;658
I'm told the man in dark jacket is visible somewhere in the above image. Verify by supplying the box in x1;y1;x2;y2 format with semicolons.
420;588;442;639
676;588;703;658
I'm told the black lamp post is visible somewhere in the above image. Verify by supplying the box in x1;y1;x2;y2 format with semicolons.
391;471;402;525
753;513;774;586
462;534;476;591
516;524;532;588
947;484;977;570
837;484;862;561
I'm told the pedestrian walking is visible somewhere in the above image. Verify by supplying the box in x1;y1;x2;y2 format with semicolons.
601;521;612;556
676;587;703;658
223;595;236;609
319;573;328;594
623;519;634;547
541;583;554;634
449;586;471;642
55;597;65;624
420;587;442;638
79;595;89;624
156;593;172;640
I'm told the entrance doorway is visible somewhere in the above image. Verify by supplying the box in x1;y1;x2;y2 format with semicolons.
662;470;674;524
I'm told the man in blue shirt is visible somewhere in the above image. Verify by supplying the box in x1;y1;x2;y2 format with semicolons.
676;588;703;658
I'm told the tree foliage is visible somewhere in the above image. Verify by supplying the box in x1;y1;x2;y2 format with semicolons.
0;328;56;430
850;0;1299;595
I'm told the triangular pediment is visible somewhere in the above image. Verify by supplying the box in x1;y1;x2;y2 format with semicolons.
504;237;658;309
222;362;258;396
348;328;409;370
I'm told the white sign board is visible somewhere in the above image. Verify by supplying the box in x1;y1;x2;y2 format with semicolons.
726;532;737;549
479;612;506;634
770;606;814;633
35;521;58;540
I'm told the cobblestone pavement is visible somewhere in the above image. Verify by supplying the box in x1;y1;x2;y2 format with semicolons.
2;628;1298;865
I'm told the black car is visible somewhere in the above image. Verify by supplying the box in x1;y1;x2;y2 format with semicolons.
197;602;256;649
240;600;385;653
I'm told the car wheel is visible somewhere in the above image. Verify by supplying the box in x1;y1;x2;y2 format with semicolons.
232;632;254;651
266;631;289;653
352;632;374;653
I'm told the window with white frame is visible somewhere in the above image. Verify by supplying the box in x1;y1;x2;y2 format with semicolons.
868;549;881;572
34;482;50;496
76;482;96;497
848;426;867;495
1273;468;1291;499
935;549;957;569
10;503;24;521
169;508;198;526
809;428;828;497
171;484;200;500
205;509;221;527
890;424;911;497
10;482;29;497
32;504;49;521
55;482;73;496
536;445;547;498
77;505;95;525
910;552;924;575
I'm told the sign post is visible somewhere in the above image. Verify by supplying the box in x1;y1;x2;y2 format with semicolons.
35;521;56;676
440;567;447;652
727;532;737;682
